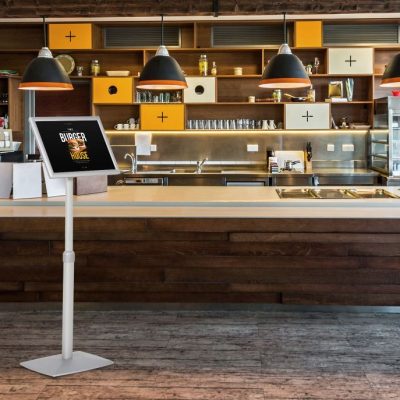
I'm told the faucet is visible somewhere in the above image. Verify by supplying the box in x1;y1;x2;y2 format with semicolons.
124;146;138;173
196;157;208;174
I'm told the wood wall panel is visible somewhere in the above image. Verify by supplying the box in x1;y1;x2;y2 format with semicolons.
0;1;396;17
1;216;400;305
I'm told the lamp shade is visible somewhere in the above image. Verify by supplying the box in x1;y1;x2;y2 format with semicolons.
381;54;400;87
259;44;311;89
137;46;187;90
19;47;73;91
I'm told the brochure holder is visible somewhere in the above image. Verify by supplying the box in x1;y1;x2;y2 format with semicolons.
20;116;119;377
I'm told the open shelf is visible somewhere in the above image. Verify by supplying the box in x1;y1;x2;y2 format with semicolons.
1;19;398;134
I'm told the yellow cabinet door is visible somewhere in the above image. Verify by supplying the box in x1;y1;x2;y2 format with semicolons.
49;23;92;49
92;77;133;104
294;21;323;48
140;104;185;131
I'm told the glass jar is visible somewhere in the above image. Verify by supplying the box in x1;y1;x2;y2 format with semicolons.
90;60;100;76
272;89;282;103
307;87;316;103
199;54;208;76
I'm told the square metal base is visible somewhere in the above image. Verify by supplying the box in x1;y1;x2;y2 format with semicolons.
20;351;113;377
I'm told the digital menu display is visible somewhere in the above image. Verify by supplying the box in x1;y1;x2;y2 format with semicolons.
30;117;119;178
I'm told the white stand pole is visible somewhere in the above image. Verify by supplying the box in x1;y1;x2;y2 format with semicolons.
20;177;113;377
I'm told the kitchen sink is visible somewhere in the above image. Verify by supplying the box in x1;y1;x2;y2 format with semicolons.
347;189;399;198
276;188;399;199
312;189;355;199
276;189;317;199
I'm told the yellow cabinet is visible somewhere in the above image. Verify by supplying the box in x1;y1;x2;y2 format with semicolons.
49;23;93;49
140;104;185;131
294;21;323;48
92;77;133;104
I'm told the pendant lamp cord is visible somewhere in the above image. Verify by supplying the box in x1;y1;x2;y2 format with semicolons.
42;16;47;47
283;12;287;44
160;14;164;46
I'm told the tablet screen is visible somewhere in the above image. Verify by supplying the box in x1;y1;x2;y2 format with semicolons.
30;117;119;178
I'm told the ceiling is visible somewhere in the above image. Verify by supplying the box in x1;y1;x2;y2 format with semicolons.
1;0;399;18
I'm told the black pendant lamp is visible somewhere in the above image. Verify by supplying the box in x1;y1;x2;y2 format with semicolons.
259;13;310;89
381;54;400;87
19;17;73;91
137;15;187;90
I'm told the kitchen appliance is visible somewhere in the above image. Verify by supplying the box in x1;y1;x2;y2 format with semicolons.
116;176;164;185
371;96;400;182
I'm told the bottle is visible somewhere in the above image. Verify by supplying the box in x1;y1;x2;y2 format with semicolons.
211;61;217;76
199;54;208;76
90;60;100;76
3;130;10;148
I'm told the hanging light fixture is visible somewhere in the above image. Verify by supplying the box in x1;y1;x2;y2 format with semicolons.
380;54;400;87
19;17;73;91
259;13;311;89
137;15;187;90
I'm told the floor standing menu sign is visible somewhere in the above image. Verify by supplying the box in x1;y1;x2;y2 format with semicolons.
21;117;119;377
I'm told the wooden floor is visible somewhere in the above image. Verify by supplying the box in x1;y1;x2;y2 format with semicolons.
1;309;400;399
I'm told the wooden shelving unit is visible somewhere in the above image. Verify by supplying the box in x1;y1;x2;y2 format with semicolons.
0;20;397;134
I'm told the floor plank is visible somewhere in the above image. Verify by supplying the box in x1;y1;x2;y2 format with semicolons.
1;310;400;399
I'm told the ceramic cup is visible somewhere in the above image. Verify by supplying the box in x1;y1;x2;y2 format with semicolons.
129;123;136;130
114;123;124;130
234;67;243;76
262;120;269;130
269;120;276;129
123;123;130;130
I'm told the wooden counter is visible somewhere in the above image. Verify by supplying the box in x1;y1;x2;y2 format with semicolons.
1;186;400;305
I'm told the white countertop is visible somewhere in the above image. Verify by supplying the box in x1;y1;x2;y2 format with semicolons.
1;186;400;219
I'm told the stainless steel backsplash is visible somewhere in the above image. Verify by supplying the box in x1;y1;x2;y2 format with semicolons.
108;130;369;169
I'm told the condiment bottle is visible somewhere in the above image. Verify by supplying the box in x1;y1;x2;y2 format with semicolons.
211;61;217;76
91;60;100;76
199;54;208;76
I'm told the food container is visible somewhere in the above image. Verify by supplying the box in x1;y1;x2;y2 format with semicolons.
106;71;131;77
